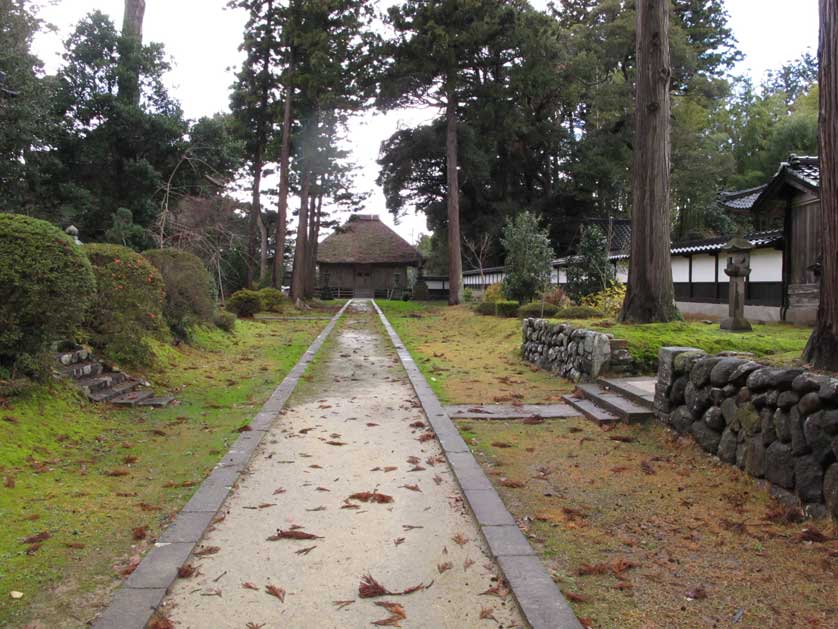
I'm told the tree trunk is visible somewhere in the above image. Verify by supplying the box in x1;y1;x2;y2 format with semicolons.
258;211;268;283
303;187;319;298
290;166;311;303
118;0;145;106
619;0;678;323
246;147;263;289
446;83;463;306
273;78;293;288
804;0;838;368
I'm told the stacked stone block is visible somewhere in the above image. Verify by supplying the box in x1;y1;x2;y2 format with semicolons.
521;318;633;382
656;346;838;517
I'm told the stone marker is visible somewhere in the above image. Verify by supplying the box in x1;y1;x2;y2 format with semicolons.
720;234;753;332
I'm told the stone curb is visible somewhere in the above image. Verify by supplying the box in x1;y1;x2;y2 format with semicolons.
92;300;354;629
372;301;582;629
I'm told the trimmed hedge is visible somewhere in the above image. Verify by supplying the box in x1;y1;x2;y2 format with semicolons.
554;305;604;319
0;214;97;378
213;310;237;332
84;244;167;366
144;248;215;337
476;300;520;317
518;302;560;318
257;287;288;312
226;289;262;317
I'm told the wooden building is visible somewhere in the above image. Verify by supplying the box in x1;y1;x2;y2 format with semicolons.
720;155;821;324
317;214;421;298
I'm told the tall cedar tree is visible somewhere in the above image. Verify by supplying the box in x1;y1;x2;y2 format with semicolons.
289;0;372;301
804;0;838;368
620;0;678;322
118;0;145;106
229;0;281;288
382;1;527;305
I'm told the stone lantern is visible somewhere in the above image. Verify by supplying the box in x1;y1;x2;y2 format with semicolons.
720;234;752;332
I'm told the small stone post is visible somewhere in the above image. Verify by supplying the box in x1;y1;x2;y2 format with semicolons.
720;235;752;332
65;225;82;245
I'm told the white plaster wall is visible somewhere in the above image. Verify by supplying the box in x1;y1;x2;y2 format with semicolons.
672;257;690;283
615;261;629;283
692;254;717;282
749;249;783;282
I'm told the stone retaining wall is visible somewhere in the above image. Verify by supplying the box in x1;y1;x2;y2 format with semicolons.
521;318;633;381
655;346;838;517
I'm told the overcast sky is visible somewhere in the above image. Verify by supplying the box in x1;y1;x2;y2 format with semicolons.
32;0;819;243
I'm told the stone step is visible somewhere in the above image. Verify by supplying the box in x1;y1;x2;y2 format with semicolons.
77;371;129;395
111;388;155;406
596;377;656;410
561;394;619;425
576;383;655;423
136;395;176;408
88;378;141;403
56;348;90;366
59;360;103;380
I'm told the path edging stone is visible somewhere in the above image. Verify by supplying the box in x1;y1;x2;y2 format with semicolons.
372;300;583;629
92;300;353;629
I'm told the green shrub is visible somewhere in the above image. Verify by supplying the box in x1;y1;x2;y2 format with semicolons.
518;302;560;318
495;300;520;317
213;310;237;332
463;287;474;303
84;244;167;366
226;289;263;317
476;302;495;316
483;283;505;303
476;300;520;317
554;305;604;319
257;287;288;312
0;214;97;378
143;248;215;337
580;282;627;318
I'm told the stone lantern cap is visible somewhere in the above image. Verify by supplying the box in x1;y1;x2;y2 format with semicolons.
721;235;753;253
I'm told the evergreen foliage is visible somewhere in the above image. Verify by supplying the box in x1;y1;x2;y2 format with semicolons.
0;214;96;378
501;212;554;304
565;225;616;302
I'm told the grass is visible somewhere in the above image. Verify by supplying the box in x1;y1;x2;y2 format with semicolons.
0;317;326;628
573;319;812;371
376;300;574;404
459;418;838;628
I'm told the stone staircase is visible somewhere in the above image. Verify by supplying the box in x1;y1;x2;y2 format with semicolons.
56;344;174;407
562;376;656;425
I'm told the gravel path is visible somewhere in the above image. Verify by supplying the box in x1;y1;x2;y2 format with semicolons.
159;301;525;628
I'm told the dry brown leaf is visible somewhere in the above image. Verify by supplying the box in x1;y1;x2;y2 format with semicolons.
295;545;317;556
123;455;139;464
326;440;347;446
417;432;435;443
177;564;197;578
685;585;708;600
437;562;453;574
433;475;443;485
394;537;405;546
480;583;510;600
334;599;355;610
406;456;421;465
265;584;286;602
245;623;265;629
463;558;475;571
358;574;429;599
273;487;286;495
400;484;421;493
267;529;322;541
132;526;147;541
498;478;524;488
451;533;468;546
349;491;394;504
194;545;221;556
409;421;426;428
371;601;407;626
22;531;50;545
479;607;497;621
563;591;588;603
491;441;513;448
147;614;174;629
242;582;259;590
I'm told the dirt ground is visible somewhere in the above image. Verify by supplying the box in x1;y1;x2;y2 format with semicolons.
459;417;838;629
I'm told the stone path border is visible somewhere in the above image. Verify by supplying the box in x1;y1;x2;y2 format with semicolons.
446;403;578;420
92;300;354;629
372;301;582;629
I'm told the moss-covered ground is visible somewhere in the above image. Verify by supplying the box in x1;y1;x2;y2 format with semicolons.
576;319;812;371
377;300;574;404
460;419;838;628
0;317;326;628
